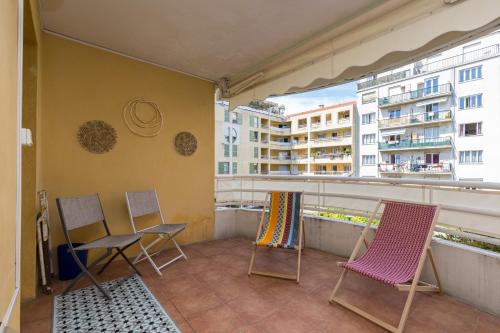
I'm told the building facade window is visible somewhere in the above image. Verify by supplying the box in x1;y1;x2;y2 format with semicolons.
459;150;483;164
459;65;482;83
249;130;259;142
459;122;482;136
254;147;259;158
362;112;376;124
362;155;376;165
231;112;243;125
249;163;258;174
223;143;230;157
424;77;439;95
459;94;483;109
362;91;376;104
232;144;238;157
224;110;230;123
250;115;259;128
218;162;230;174
388;109;401;119
425;153;440;164
232;162;238;174
362;134;376;145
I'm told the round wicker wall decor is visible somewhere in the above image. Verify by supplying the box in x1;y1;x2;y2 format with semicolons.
77;120;117;154
174;132;197;156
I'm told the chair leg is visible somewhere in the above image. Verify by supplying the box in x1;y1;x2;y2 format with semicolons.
329;268;348;302
296;247;302;283
138;242;162;276
63;251;111;299
248;245;257;276
117;247;142;276
396;277;419;333
97;250;121;275
171;238;188;260
427;248;442;293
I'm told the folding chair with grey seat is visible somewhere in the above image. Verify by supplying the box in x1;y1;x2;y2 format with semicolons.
125;190;188;276
56;194;142;299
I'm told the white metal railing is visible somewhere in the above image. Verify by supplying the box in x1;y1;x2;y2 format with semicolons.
215;175;500;243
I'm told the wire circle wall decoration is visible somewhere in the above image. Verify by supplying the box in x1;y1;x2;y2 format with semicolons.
123;98;164;137
77;120;117;154
174;132;197;156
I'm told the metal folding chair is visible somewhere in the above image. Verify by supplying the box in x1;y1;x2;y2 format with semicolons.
125;190;188;276
56;194;142;299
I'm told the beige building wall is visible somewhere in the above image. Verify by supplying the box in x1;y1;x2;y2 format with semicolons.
216;101;356;176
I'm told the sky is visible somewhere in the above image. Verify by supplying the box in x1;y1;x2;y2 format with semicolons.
266;81;357;115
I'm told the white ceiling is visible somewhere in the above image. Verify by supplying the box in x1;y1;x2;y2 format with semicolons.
40;0;384;81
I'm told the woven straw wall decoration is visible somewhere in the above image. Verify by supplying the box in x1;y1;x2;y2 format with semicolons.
174;132;197;156
77;120;117;154
123;98;164;137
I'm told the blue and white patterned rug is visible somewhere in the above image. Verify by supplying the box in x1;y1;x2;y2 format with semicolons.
52;274;181;333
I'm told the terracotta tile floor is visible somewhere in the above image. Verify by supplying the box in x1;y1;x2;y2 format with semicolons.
21;238;500;333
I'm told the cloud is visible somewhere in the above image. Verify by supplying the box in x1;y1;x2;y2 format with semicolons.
266;82;357;115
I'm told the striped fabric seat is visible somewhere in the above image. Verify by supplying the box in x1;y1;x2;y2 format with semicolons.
340;201;438;286
255;192;302;249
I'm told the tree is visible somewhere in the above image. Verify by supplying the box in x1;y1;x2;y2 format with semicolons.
248;100;285;115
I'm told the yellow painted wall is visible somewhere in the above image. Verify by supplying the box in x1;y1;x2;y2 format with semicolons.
21;0;40;301
40;34;215;266
0;0;20;331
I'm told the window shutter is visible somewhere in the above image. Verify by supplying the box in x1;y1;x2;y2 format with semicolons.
459;124;464;136
478;65;482;79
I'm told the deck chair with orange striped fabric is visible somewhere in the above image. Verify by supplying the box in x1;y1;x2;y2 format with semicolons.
248;191;304;283
329;199;442;333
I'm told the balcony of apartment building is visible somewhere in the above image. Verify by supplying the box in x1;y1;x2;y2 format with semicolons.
310;132;352;148
291;136;309;149
269;121;292;135
378;83;453;108
379;136;453;151
379;161;453;176
311;152;353;165
379;109;453;129
337;110;351;128
357;43;500;91
13;2;500;333
291;152;308;164
269;153;292;164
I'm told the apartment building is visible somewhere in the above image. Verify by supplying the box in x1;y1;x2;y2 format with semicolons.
215;101;356;176
356;31;500;181
288;102;356;175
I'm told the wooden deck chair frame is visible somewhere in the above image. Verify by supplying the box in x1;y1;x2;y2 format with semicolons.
125;190;188;276
248;191;305;283
329;199;442;333
56;195;142;300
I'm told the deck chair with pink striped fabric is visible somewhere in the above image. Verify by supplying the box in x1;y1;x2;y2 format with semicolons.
248;191;304;283
329;199;442;333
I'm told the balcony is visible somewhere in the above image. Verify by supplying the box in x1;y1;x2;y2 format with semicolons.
269;141;292;149
379;162;453;175
310;136;352;147
379;136;452;151
337;118;351;127
357;69;411;90
378;83;452;108
270;155;292;164
357;44;499;91
269;126;291;134
312;170;351;176
312;153;352;164
213;175;500;328
379;110;452;129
